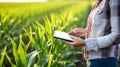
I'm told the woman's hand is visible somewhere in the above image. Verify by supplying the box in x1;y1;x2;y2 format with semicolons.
65;36;85;47
69;28;87;37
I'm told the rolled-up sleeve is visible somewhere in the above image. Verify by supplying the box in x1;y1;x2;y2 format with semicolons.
85;0;120;51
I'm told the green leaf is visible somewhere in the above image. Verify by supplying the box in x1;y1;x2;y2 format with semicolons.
47;55;53;67
27;50;42;67
65;63;75;67
63;50;72;58
6;54;16;67
38;55;51;67
17;35;27;67
71;58;80;63
9;36;19;65
0;46;7;67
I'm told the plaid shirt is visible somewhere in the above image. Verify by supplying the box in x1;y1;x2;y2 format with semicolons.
84;0;120;60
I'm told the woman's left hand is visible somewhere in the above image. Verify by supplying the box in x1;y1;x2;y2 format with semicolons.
65;37;85;47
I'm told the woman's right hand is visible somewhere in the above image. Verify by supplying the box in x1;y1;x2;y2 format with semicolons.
69;28;87;37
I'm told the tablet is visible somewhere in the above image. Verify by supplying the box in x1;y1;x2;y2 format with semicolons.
53;30;80;42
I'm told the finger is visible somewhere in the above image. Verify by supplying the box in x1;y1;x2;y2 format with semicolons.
69;30;74;35
73;28;80;32
64;41;72;45
73;33;81;37
69;28;78;35
70;36;76;40
70;41;79;47
70;35;81;41
64;41;69;43
80;34;86;37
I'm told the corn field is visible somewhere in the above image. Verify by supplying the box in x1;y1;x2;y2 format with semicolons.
0;1;93;67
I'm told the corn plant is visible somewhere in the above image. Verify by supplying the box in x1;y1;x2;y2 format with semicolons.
0;1;93;67
6;35;42;67
0;2;76;52
24;7;90;66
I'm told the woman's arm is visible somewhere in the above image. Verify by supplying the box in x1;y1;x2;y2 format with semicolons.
85;0;120;51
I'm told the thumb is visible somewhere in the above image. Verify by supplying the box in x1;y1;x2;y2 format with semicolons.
69;35;79;40
80;34;85;37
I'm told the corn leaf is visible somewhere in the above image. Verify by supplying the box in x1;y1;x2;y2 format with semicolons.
27;50;42;67
17;35;27;67
0;46;7;67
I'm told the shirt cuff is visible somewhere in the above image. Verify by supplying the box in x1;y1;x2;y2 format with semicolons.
85;38;98;51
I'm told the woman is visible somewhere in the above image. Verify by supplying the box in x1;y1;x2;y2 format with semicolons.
65;0;120;67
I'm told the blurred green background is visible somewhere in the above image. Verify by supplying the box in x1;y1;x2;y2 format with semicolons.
0;0;97;67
